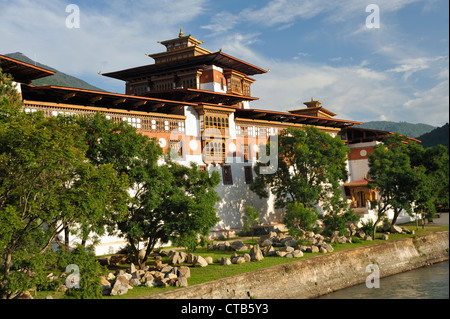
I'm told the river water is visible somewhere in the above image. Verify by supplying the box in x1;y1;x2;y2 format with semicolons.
317;261;449;299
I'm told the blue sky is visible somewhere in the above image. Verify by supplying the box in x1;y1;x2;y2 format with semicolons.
0;0;448;126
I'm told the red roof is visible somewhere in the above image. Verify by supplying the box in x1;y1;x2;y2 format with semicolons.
343;178;372;187
0;54;55;83
102;51;268;80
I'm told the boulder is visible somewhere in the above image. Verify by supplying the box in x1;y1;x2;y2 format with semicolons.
129;278;141;287
156;278;170;288
170;251;187;265
110;275;129;296
305;231;315;238
292;250;303;258
298;245;309;252
321;244;334;253
122;273;133;281
284;239;297;248
280;237;294;246
250;244;264;261
144;277;155;287
232;257;246;264
179;251;188;263
261;239;273;247
311;245;319;253
280;246;294;253
164;273;178;280
100;276;112;296
319;247;328;253
154;260;163;270
178;266;191;278
222;257;232;265
160;265;173;274
169;252;181;265
364;235;373;241
230;240;248;251
194;255;209;267
205;256;213;264
356;230;366;238
263;245;276;256
381;234;389;240
243;253;251;263
276;251;287;257
187;253;196;264
107;272;116;281
176;275;188;287
390;225;403;234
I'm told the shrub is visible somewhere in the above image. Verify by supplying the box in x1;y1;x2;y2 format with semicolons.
284;202;319;238
57;245;106;299
322;210;360;237
360;220;375;237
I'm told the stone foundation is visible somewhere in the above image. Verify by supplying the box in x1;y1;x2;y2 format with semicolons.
143;231;449;299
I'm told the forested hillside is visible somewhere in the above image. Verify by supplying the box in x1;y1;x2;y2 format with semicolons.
356;121;436;138
417;123;449;151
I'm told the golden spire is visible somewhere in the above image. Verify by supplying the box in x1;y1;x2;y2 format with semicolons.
179;28;184;38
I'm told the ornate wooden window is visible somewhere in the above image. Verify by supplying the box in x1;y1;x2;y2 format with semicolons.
203;140;226;163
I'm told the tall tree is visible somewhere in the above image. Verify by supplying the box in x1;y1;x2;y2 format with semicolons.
0;70;128;298
77;114;221;267
118;160;221;267
250;126;351;236
368;134;430;237
408;143;449;221
251;126;349;208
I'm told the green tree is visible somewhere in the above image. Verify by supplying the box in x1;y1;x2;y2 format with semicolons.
0;70;127;298
0;68;22;117
77;114;221;267
118;160;221;267
251;126;349;209
368;134;430;238
408;143;449;223
284;202;319;238
250;126;350;235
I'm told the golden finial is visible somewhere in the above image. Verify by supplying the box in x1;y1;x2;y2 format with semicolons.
179;28;184;38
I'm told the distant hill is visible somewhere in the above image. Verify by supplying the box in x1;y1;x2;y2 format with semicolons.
4;52;105;92
356;121;436;138
417;123;449;151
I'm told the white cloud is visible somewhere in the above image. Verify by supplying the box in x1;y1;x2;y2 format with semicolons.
0;0;207;92
387;56;446;80
402;80;449;125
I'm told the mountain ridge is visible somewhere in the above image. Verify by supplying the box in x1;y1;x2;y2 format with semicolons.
356;120;436;138
416;123;449;151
